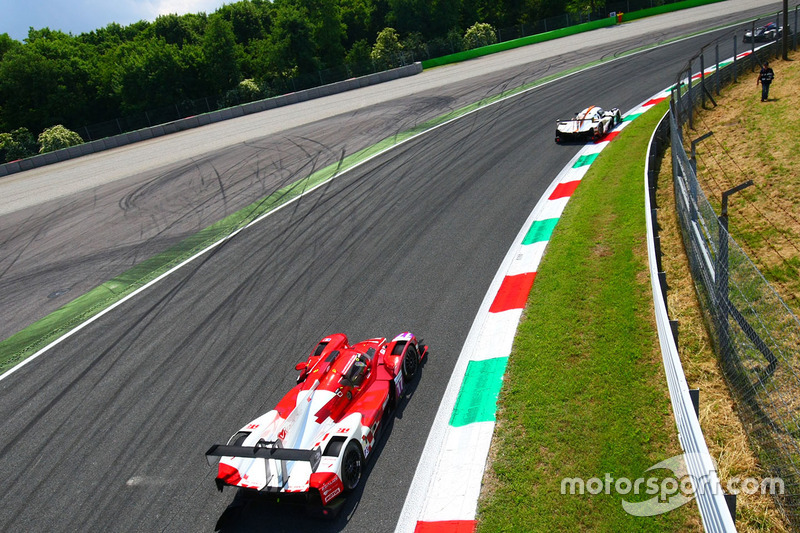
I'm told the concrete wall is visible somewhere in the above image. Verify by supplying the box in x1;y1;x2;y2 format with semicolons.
0;62;423;178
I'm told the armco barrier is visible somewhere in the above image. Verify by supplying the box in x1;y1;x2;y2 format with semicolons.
0;62;423;179
646;109;736;532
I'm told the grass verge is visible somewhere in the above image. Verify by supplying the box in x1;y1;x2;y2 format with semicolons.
477;100;701;531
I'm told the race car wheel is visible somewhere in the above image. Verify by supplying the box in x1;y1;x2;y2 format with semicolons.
402;344;419;380
341;441;363;491
594;124;604;140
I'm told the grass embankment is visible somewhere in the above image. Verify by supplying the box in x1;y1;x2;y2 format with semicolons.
477;101;699;531
656;53;800;532
692;52;800;314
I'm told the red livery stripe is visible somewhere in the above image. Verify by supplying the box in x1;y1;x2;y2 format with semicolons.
548;180;581;200
489;273;537;313
414;520;477;533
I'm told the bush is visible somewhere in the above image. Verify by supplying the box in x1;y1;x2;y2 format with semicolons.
345;40;374;77
37;125;83;154
38;125;83;154
222;78;263;107
463;22;497;50
371;28;402;69
0;127;38;162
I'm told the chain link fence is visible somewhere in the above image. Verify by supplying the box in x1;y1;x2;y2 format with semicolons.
669;10;800;528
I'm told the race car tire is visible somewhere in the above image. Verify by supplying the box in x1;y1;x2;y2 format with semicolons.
595;123;604;140
402;344;419;380
341;441;364;491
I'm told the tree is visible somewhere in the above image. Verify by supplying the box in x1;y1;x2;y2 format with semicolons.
0;30;95;133
307;0;347;68
150;13;205;48
0;128;38;162
0;33;19;61
340;0;376;47
270;2;318;76
345;39;373;75
202;15;240;95
111;38;197;113
463;22;497;50
38;125;83;153
217;1;271;45
371;27;402;68
222;78;263;106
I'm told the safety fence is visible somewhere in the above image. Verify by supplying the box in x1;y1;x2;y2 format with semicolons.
668;10;800;529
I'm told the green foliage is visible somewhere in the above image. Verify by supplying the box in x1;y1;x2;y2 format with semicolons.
345;39;374;76
0;0;620;141
203;15;240;95
463;22;497;50
371;27;402;69
400;31;426;62
150;13;205;47
0;33;19;60
37;125;83;153
222;78;263;107
270;2;318;76
0;128;38;162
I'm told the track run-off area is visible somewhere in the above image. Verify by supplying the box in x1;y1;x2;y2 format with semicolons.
0;1;781;531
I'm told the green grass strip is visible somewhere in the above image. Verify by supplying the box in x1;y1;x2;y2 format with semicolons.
476;99;699;531
450;357;509;427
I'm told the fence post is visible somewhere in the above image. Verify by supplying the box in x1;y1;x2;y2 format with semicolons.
700;53;706;108
733;36;738;83
687;64;694;130
716;181;754;363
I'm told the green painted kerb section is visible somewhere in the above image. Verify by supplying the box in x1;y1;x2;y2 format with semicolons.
522;218;559;245
573;153;598;168
450;357;509;427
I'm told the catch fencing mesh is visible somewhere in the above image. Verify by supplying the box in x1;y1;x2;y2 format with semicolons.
669;18;800;527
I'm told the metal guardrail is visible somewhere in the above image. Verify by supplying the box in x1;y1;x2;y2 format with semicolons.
646;109;736;532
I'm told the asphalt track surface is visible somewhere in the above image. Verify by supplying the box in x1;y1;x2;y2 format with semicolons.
0;2;783;532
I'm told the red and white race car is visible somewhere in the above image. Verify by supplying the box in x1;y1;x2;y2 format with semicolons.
206;332;427;514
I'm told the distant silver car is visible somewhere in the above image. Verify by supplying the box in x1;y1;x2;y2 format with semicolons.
555;106;621;143
743;22;787;43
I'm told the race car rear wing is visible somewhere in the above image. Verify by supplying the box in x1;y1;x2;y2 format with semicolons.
205;440;322;473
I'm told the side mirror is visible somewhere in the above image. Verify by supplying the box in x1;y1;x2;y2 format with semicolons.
295;362;308;371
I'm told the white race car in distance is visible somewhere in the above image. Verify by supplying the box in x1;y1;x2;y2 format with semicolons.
555;106;621;143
